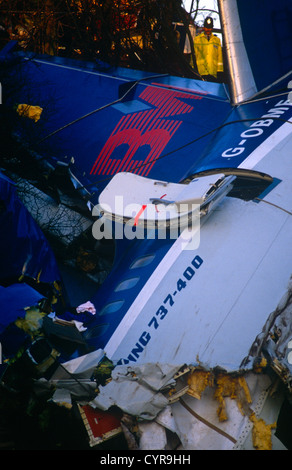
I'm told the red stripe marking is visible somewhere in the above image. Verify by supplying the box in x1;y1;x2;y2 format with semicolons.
134;204;147;226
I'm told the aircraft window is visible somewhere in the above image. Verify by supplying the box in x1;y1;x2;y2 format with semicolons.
115;277;140;292
85;323;109;339
98;300;124;316
130;254;155;269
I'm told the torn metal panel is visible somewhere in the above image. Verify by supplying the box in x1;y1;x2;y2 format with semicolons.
50;388;72;409
113;363;183;392
49;349;105;399
89;364;182;420
138;421;167;450
82;362;287;450
90;380;169;421
58;349;105;378
40;355;289;450
155;405;178;435
167;370;285;451
234;382;287;450
243;277;292;389
168;370;267;450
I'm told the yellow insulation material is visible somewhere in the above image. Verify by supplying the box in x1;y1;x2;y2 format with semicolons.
185;368;278;450
249;412;276;450
187;370;253;422
213;374;252;422
16;104;43;122
187;370;213;399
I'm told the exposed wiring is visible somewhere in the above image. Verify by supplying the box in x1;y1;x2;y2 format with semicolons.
37;72;170;145
253;197;292;216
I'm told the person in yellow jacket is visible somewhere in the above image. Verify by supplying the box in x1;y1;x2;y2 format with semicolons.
194;17;224;81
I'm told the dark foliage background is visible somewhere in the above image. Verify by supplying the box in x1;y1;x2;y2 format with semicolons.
0;0;199;77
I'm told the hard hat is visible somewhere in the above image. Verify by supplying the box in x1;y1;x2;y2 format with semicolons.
204;17;213;28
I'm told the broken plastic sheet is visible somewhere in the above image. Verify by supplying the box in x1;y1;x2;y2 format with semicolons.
90;363;183;421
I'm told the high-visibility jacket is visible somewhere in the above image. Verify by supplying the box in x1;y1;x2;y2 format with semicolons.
194;33;223;78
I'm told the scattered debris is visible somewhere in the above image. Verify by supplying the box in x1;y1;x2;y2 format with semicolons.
78;404;123;448
16;104;43;123
0;167;291;450
1;1;292;447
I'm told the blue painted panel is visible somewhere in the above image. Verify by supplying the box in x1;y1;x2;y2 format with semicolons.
0;172;60;283
237;0;292;92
